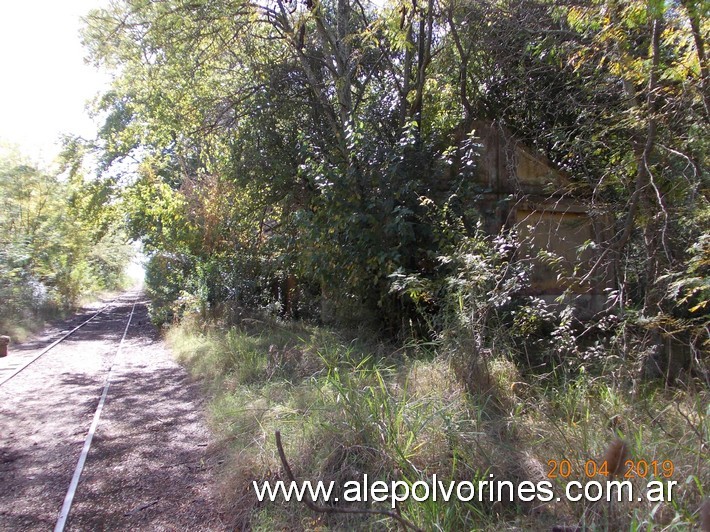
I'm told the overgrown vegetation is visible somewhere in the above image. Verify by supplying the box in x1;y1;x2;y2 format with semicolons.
70;0;709;528
0;146;133;338
79;0;709;347
169;309;708;530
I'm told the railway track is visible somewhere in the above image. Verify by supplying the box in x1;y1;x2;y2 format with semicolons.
0;292;139;531
0;298;116;388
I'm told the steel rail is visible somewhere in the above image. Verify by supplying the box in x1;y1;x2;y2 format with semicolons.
54;296;139;532
0;301;116;387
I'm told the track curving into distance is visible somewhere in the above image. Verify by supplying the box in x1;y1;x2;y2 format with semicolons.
0;291;224;530
0;292;140;530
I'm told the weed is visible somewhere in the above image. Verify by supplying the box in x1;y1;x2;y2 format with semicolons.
168;317;709;530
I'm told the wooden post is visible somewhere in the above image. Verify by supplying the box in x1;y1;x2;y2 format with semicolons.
0;336;9;357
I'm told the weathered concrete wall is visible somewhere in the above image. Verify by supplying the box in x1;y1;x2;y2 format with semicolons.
461;121;612;316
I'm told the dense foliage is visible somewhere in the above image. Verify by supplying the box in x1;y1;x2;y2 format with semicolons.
0;146;133;336
81;0;708;365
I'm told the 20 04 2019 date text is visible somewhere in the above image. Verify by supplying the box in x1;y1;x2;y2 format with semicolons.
547;459;674;479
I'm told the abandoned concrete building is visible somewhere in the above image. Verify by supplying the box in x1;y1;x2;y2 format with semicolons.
461;121;612;317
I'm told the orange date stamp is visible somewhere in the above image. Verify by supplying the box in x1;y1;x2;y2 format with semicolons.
546;459;674;479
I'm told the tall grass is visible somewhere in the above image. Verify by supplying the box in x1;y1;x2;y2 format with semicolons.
167;317;709;530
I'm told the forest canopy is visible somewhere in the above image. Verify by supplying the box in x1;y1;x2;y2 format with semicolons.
78;0;708;363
